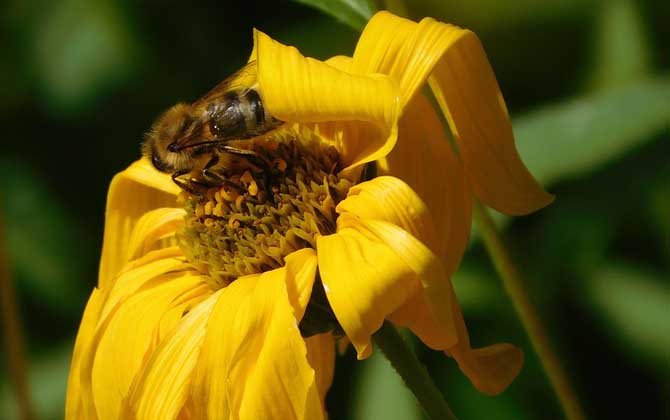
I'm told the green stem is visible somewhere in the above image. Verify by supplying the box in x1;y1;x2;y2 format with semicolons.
373;321;458;420
0;215;34;420
473;200;587;420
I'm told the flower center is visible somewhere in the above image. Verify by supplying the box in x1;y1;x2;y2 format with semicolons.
179;132;353;290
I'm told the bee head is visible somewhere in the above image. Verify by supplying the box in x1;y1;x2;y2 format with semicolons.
143;103;195;173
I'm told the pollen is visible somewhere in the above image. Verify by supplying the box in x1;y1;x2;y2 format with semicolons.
179;135;354;289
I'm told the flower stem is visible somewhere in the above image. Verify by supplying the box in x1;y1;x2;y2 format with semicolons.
0;215;34;420
373;320;458;420
473;200;587;420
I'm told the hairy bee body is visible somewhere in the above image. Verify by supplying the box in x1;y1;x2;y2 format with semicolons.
142;62;282;194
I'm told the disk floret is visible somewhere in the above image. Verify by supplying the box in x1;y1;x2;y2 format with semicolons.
180;135;353;289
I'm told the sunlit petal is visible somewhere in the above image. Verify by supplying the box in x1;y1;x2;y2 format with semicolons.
316;226;418;359
65;288;104;420
100;159;179;289
91;274;209;420
352;11;553;215
253;29;400;169
338;216;458;350
378;94;472;278
124;291;220;420
126;207;185;262
190;270;323;420
284;248;319;321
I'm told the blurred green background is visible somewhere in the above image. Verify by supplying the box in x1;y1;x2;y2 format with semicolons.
1;0;668;419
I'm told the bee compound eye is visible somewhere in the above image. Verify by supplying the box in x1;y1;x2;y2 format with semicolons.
151;150;172;172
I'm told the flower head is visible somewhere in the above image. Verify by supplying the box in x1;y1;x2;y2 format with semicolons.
66;11;552;420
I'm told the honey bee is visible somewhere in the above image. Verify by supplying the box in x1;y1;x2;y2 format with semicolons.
142;61;282;194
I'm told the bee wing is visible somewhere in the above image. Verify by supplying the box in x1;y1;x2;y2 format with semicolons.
171;62;257;151
193;61;258;107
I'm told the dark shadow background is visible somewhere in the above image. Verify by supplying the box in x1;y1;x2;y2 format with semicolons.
1;0;668;419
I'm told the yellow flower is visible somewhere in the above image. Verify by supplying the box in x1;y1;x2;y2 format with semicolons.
66;11;552;420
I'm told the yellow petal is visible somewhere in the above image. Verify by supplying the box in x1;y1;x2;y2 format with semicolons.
324;55;352;72
377;94;472;279
124;291;220;420
253;29;400;169
338;216;457;350
352;11;553;215
337;175;439;265
91;274;209;420
66;288;104;420
305;333;335;410
446;286;524;395
99;159;179;289
190;270;323;420
125;207;185;262
284;248;318;321
98;253;190;323
316;226;418;359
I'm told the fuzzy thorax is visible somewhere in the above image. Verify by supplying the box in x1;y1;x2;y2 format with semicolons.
179;134;353;289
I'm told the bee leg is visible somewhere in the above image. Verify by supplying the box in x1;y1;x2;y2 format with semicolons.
172;171;207;196
201;155;246;193
219;145;272;171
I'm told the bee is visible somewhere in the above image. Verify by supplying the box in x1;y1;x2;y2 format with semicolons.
142;61;283;194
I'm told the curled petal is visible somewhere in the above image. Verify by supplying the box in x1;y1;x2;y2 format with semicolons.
100;159;179;289
191;270;323;420
352;11;553;215
253;29;400;169
316;224;418;359
338;217;458;350
378;94;472;279
446;286;524;395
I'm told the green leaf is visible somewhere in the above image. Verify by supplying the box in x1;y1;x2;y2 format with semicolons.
514;76;670;186
588;263;670;368
32;0;136;112
587;0;652;90
292;0;376;31
353;350;423;420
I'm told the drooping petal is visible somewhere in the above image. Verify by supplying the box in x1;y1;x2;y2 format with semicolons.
377;95;472;278
253;29;400;170
337;216;457;350
190;269;323;420
351;11;553;215
446;286;524;395
304;333;335;411
91;274;210;420
99;159;179;289
341;219;521;394
316;225;419;359
123;291;220;420
66;288;104;420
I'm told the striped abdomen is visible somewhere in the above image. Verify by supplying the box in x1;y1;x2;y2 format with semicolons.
207;89;281;141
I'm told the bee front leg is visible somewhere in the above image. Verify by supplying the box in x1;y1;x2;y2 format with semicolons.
172;170;207;196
